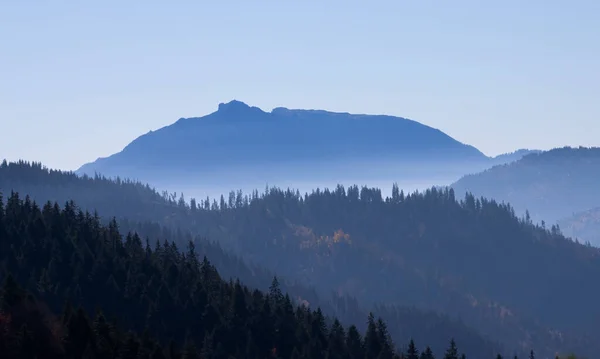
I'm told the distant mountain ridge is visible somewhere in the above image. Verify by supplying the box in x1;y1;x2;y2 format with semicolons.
76;100;539;198
451;146;600;232
77;100;484;177
489;149;542;166
559;207;600;246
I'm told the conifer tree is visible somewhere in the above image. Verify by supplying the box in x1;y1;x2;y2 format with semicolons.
444;339;459;359
420;346;435;359
406;339;419;359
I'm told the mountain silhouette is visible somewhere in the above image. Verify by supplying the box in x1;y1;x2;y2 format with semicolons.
488;149;541;166
452;146;600;229
76;101;531;195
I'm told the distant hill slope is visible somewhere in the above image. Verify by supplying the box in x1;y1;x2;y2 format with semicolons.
3;160;598;357
489;149;541;166
76;100;499;194
1;193;436;359
451;146;600;224
0;160;504;358
559;207;600;247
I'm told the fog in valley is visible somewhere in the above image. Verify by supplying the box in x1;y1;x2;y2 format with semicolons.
2;2;599;358
147;159;480;203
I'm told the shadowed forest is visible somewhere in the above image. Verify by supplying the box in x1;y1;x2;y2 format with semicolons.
0;160;593;358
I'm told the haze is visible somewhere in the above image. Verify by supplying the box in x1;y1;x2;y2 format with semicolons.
4;1;600;358
2;0;600;170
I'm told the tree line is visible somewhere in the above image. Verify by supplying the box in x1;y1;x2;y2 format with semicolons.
0;191;506;358
1;160;592;357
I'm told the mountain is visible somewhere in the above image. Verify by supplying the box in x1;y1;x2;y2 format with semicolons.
451;146;600;225
2;161;596;357
489;149;541;166
0;160;505;357
77;100;495;197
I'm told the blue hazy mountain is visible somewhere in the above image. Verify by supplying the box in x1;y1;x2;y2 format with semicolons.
558;207;600;247
452;146;600;228
488;149;541;166
77;100;527;197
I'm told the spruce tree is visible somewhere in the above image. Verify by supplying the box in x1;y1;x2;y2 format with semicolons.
406;339;419;359
444;339;459;359
420;346;435;359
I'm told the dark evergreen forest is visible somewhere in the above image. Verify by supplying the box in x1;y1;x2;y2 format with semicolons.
1;192;495;359
0;160;592;358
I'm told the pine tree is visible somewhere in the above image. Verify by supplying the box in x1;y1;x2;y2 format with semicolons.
444;339;459;359
376;317;394;359
326;319;346;359
364;313;380;359
269;276;284;307
420;346;435;359
345;325;364;358
403;339;418;359
392;183;400;203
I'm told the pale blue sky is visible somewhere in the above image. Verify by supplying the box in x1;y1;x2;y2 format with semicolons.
1;0;599;170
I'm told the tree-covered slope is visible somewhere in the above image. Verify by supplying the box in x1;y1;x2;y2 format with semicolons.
2;160;596;357
179;185;600;358
4;160;596;356
0;161;506;357
451;146;600;224
558;207;600;247
0;192;502;359
488;149;541;166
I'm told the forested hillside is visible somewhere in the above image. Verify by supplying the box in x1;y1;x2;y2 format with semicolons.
178;185;600;357
120;219;504;358
0;192;501;358
487;149;541;166
1;160;594;357
558;207;600;247
451;146;600;229
0;161;506;357
0;160;183;224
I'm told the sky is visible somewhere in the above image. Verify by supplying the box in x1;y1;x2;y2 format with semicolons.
1;0;599;171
